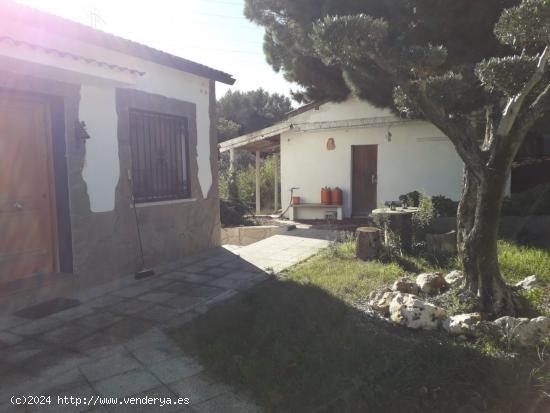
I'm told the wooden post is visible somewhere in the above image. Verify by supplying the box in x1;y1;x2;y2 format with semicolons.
274;154;279;212
255;150;261;215
356;227;382;260
229;148;235;173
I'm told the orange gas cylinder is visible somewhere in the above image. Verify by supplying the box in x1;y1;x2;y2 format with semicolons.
321;187;332;205
331;187;343;205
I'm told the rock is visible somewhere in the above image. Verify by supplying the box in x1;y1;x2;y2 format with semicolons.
494;316;550;347
426;231;457;254
416;273;448;295
445;270;465;288
389;293;447;330
391;277;421;295
442;313;481;336
514;275;539;290
366;288;399;317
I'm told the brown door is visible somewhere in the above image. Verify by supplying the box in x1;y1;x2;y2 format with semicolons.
352;145;378;216
0;94;57;282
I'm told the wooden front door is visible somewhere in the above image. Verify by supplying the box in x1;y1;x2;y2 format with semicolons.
352;145;378;216
0;94;57;282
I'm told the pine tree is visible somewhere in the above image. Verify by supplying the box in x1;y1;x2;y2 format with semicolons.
246;0;550;317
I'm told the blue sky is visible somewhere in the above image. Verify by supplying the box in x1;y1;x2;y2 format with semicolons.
15;0;295;99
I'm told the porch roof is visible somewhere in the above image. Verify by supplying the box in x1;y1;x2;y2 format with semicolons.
219;115;416;154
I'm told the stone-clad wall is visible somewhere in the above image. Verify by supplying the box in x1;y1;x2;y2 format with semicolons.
71;87;221;278
0;70;220;281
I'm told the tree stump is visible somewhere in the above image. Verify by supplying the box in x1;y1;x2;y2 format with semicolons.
356;227;382;260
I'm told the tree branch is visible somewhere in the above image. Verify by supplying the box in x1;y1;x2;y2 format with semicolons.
514;80;550;136
402;82;486;180
362;51;486;179
496;46;550;137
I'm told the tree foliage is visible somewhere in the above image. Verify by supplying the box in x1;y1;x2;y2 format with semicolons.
217;88;293;142
245;0;518;105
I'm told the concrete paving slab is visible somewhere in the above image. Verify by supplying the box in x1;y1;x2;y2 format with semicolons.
8;317;63;336
129;338;183;366
92;369;161;398
106;299;153;316
79;351;141;382
135;305;182;323
138;291;178;303
84;295;125;309
39;324;95;345
51;305;95;322
177;273;218;284
75;312;123;330
0;331;23;346
149;356;204;384
165;296;206;312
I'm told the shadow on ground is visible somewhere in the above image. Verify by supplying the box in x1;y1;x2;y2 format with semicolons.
171;277;550;413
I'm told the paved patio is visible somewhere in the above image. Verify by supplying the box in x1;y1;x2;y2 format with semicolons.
0;229;334;412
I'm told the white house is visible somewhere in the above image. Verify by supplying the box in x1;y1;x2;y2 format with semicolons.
220;97;466;220
0;1;234;284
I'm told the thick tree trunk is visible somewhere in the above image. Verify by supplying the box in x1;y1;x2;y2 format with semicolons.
457;166;517;318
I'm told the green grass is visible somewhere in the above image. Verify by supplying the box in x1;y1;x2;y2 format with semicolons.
497;240;550;284
283;243;406;304
171;241;550;412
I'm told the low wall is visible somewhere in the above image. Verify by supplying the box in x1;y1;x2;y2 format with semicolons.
431;216;550;239
221;225;290;246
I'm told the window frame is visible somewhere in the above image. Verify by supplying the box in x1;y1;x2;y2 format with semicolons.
129;109;192;203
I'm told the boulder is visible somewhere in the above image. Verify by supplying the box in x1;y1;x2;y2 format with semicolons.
442;313;481;336
389;293;447;330
391;277;421;295
445;270;465;288
366;288;399;317
416;273;448;295
514;275;540;290
494;316;550;347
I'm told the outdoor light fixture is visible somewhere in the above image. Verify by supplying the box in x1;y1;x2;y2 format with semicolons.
386;125;393;142
76;121;90;141
326;137;336;150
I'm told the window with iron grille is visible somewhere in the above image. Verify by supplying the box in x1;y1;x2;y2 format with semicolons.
129;110;191;203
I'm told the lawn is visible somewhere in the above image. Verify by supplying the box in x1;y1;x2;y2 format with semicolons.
171;240;550;413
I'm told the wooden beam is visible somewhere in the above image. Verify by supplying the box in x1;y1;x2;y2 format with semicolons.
274;154;279;211
255;150;261;215
229;148;235;173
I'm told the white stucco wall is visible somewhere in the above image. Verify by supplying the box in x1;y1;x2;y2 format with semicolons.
1;19;214;211
290;97;395;123
280;119;464;218
80;85;119;213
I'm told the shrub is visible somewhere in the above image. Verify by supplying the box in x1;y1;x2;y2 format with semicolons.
220;198;253;227
219;155;281;213
399;190;421;207
432;195;459;217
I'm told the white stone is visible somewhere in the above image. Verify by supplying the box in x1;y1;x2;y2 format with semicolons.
391;278;421;295
494;316;550;347
416;273;448;295
389;293;447;330
514;275;539;290
442;313;481;336
445;270;465;288
366;289;399;317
